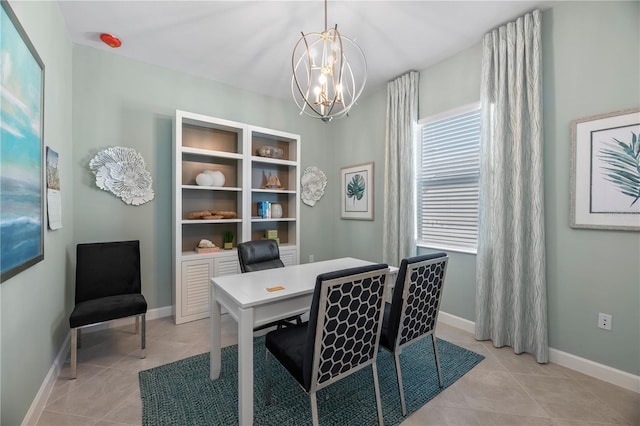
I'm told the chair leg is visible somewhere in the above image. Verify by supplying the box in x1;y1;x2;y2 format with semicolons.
265;350;272;405
371;362;384;426
394;352;407;415
70;328;78;380
135;315;140;334
140;314;146;359
431;334;443;387
310;391;319;426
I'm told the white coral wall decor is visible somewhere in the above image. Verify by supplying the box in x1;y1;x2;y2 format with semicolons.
89;147;155;205
301;166;327;207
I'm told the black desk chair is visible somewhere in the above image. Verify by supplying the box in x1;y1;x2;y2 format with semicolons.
379;252;448;415
237;239;302;330
69;240;147;379
265;263;390;426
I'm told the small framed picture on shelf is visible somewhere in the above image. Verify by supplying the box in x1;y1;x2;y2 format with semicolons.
570;108;640;231
341;162;374;220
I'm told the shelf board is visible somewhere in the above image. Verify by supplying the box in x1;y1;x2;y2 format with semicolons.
251;218;296;223
182;184;242;192
182;146;243;160
181;249;237;258
251;188;296;194
251;156;297;167
182;219;243;224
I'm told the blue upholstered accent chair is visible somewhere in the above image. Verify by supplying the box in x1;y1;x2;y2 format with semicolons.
265;263;390;426
379;252;448;415
69;240;147;379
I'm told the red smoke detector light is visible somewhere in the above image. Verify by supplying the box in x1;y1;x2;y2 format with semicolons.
100;33;121;48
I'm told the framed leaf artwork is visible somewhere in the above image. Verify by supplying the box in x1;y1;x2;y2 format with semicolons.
1;0;45;282
341;162;374;220
570;108;640;231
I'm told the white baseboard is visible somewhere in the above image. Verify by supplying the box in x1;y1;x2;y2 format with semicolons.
548;347;640;393
22;305;173;426
22;332;70;426
438;310;639;394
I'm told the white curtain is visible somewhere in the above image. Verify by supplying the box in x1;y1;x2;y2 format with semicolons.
383;71;419;267
475;10;548;363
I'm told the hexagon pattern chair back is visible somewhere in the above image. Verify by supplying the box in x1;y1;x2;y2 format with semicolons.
69;240;147;379
264;263;390;426
379;252;449;415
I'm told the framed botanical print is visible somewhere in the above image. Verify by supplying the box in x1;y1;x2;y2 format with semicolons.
341;162;374;220
570;108;640;231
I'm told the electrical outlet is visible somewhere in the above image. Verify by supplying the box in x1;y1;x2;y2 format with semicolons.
309;254;314;263
598;313;612;330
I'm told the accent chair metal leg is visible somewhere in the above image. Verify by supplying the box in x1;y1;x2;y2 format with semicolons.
310;391;319;426
371;362;384;426
135;315;140;334
265;349;272;405
394;351;407;415
70;328;78;380
431;334;443;387
141;314;146;359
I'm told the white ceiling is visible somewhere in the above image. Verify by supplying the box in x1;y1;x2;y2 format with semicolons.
58;1;553;101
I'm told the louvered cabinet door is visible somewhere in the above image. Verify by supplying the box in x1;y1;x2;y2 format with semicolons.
279;246;298;267
213;255;240;276
179;258;214;323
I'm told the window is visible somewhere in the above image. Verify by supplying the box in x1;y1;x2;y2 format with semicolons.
417;103;480;253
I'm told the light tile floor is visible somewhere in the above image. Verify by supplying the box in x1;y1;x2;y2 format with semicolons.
35;316;639;426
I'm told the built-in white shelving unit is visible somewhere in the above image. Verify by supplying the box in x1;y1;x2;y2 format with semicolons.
173;110;300;324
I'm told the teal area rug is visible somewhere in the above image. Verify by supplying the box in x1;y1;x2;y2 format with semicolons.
139;336;483;425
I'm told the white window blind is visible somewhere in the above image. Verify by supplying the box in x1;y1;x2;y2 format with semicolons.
417;105;480;253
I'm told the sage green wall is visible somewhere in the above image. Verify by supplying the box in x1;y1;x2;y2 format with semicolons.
0;1;74;425
71;46;334;310
421;2;638;375
542;2;639;375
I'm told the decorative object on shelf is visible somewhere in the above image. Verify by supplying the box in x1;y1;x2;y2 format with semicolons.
301;166;327;207
89;146;155;206
212;210;237;219
271;203;283;218
1;0;45;282
291;0;367;122
223;231;234;250
195;239;220;254
265;229;278;239
341;162;374;220
262;228;280;244
257;145;284;159
264;171;282;189
195;172;214;186
186;210;236;220
195;170;225;187
258;201;271;219
570;108;640;231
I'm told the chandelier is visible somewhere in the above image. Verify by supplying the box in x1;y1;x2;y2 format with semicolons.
291;0;367;122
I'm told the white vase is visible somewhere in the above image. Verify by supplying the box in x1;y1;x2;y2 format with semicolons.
204;170;225;187
271;203;283;218
195;172;214;186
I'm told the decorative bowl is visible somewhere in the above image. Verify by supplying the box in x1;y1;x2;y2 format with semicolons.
257;146;284;159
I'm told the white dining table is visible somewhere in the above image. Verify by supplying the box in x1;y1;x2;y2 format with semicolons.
209;257;397;425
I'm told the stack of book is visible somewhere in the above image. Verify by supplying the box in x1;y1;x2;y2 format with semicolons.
262;229;279;244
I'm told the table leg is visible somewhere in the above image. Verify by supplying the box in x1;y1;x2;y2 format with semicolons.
238;306;254;426
210;286;222;380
